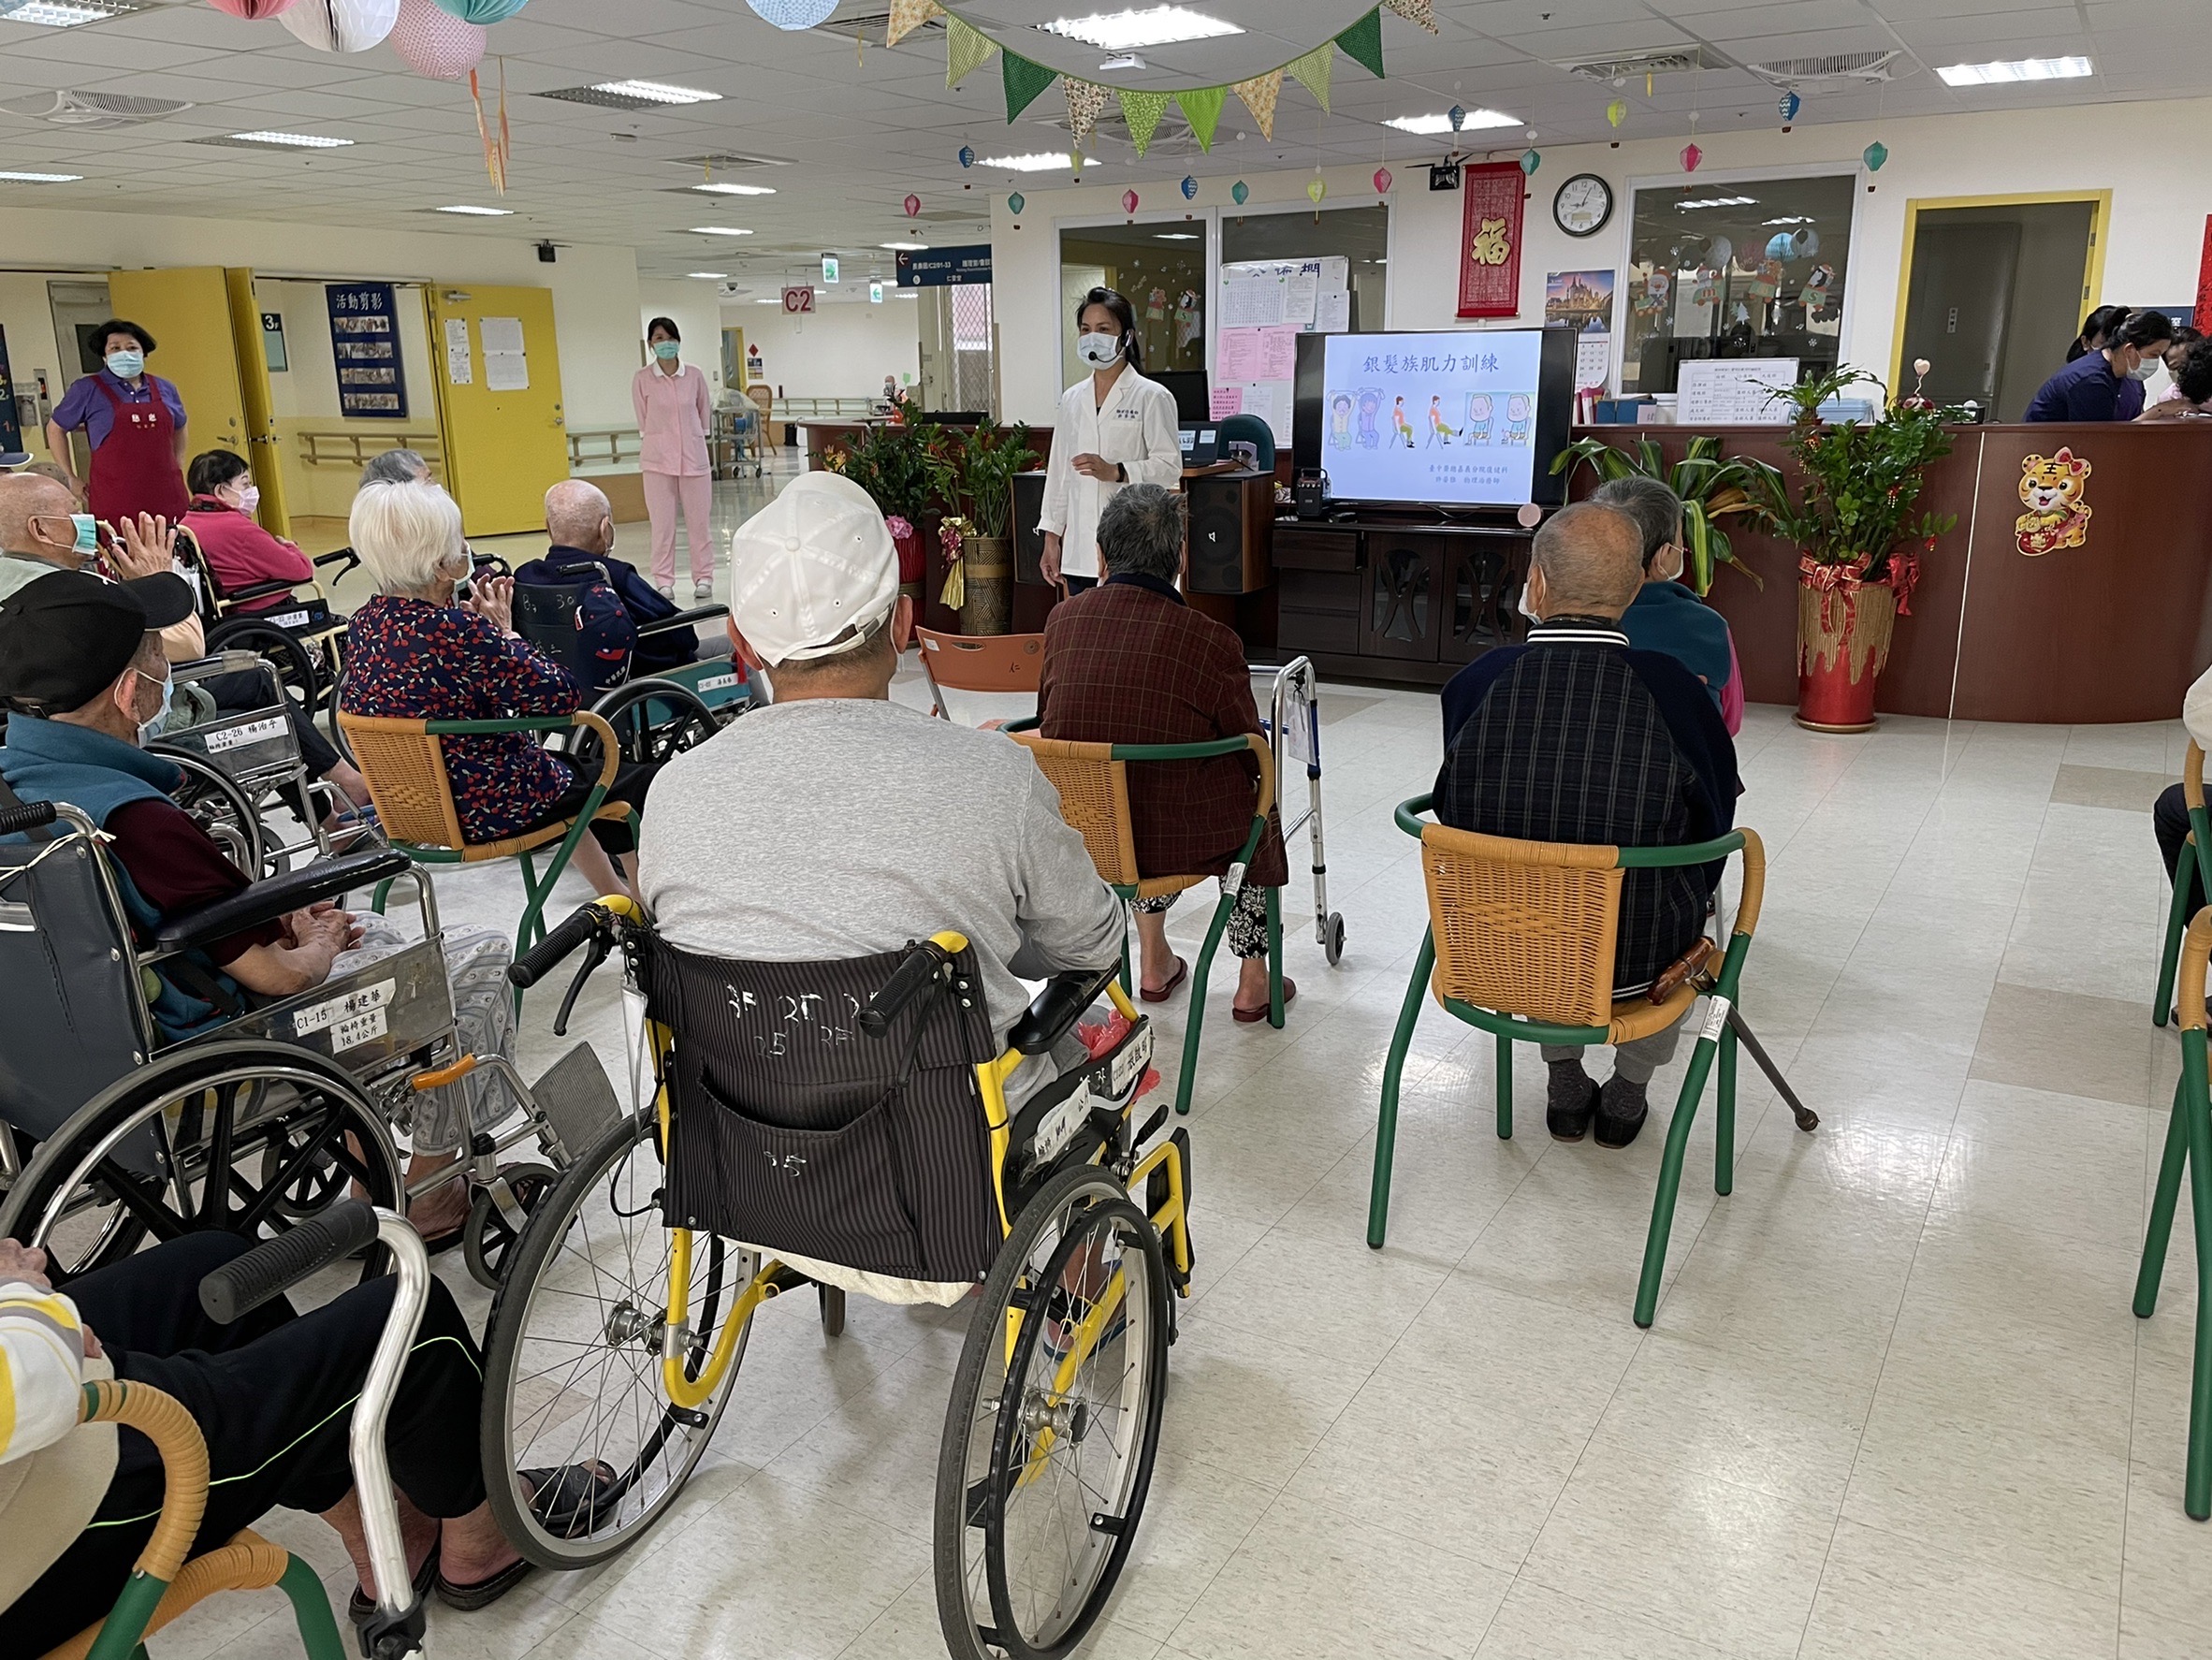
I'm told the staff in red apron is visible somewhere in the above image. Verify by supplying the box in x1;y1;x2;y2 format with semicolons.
44;318;190;526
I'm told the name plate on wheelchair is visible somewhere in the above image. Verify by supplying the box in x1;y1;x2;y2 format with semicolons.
1092;1018;1155;1102
268;609;313;631
202;715;289;755
228;941;453;1081
294;978;395;1048
1033;1077;1094;1166
695;672;742;695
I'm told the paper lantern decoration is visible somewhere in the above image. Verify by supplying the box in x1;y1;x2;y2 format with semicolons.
1007;192;1024;213
281;0;399;51
903;193;920;217
1230;180;1248;205
1765;232;1795;262
1777;89;1801;124
1606;98;1626;128
1307;177;1326;206
746;0;836;27
1372;166;1391;195
1520;148;1539;175
1708;236;1732;269
957;144;974;167
209;0;298;16
1863;140;1887;172
391;0;483;79
1681;142;1703;172
430;0;524;18
1180;175;1198;200
1797;227;1820;258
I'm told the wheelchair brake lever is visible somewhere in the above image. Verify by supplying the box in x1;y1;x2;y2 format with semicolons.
552;934;614;1038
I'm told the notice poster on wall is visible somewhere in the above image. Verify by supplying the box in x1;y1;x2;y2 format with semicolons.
326;281;407;418
1320;329;1545;507
444;317;472;386
1675;357;1798;424
480;315;528;392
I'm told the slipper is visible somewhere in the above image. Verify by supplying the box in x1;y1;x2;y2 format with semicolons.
433;1554;532;1613
350;1522;439;1624
522;1460;621;1540
1140;955;1187;1003
1232;978;1297;1024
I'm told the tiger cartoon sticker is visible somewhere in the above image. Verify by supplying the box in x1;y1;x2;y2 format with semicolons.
2015;447;2092;556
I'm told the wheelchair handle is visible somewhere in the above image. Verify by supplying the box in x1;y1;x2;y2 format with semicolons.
510;903;607;989
199;1200;382;1324
0;800;57;837
861;939;952;1038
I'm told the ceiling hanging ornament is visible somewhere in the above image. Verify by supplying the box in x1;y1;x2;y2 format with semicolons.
1180;175;1198;200
1231;70;1282;141
903;192;920;217
391;0;483;77
1285;40;1333;113
1520;147;1539;175
1373;165;1391;196
1008;191;1024;213
280;0;398;51
745;0;836;29
1778;88;1800;127
884;0;940;48
208;0;298;16
1606;98;1626;128
1681;142;1703;172
430;0;525;20
1118;88;1171;156
1863;139;1888;171
1176;86;1224;151
1448;103;1466;133
1230;179;1248;206
1382;0;1437;32
957;143;974;167
468;58;511;190
943;14;996;87
1064;77;1108;147
1307;174;1326;221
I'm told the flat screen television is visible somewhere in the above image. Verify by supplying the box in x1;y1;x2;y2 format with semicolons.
1292;328;1576;509
1151;369;1211;424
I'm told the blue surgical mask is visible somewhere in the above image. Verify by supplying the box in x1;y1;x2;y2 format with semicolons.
106;348;144;378
653;341;681;361
70;513;97;555
135;669;173;744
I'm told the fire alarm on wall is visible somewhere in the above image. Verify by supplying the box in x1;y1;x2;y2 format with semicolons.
537;241;557;263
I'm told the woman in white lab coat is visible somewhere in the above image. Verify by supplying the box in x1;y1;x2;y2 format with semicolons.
1038;287;1184;590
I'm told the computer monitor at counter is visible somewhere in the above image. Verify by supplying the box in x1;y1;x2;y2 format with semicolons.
1151;370;1212;424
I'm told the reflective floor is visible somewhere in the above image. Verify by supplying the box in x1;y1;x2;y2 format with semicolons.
174;643;2206;1656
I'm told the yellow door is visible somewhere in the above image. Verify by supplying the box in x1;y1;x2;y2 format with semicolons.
106;267;249;471
223;268;291;539
425;284;568;537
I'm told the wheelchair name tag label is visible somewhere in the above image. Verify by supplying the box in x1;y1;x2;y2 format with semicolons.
1700;995;1732;1046
1104;1021;1154;1099
695;672;742;694
294;978;397;1049
203;716;288;755
1035;1080;1092;1165
268;609;313;630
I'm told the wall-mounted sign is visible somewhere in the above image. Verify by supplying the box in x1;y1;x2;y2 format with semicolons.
325;281;407;418
782;286;815;313
869;280;884;304
1428;162;1462;192
895;244;994;287
821;255;839;284
1456;161;1526;320
260;311;288;373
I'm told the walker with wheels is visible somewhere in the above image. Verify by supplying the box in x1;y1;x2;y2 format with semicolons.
1250;655;1346;966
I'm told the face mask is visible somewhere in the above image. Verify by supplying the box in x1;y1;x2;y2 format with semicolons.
1076;331;1124;369
1653;546;1685;584
135;670;173;744
232;484;261;516
653;341;681;361
68;513;97;555
2129;357;2161;382
1518;585;1542;623
106;349;144;378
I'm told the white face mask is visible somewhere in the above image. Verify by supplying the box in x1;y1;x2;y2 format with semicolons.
1518;584;1542;623
2129;355;2161;382
1076;331;1124;370
1652;545;1684;583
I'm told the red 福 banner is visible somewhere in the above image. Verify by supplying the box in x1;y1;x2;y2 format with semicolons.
1457;160;1526;319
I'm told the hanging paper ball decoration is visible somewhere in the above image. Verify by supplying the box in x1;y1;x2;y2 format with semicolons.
1307;177;1326;206
1373;166;1391;195
209;0;298;16
1708;236;1732;269
1121;188;1139;215
958;145;975;167
1778;89;1801;124
1681;142;1703;173
390;0;483;78
1606;98;1626;128
1230;180;1248;205
281;0;399;51
1520;148;1540;175
904;193;920;217
1180;175;1198;200
430;0;524;18
745;0;836;28
1007;192;1025;213
1765;232;1795;261
1863;140;1887;172
1448;104;1466;133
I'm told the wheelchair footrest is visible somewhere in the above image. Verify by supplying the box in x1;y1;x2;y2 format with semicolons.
527;1041;624;1157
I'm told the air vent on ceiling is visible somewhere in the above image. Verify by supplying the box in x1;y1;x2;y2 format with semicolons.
1558;48;1710;82
1744;51;1899;85
667;152;790;171
0;89;192;128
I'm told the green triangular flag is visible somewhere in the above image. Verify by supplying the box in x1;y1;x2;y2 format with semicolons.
1118;88;1171;156
1336;7;1384;79
945;14;996;88
1176;84;1224;150
1001;51;1058;123
1287;40;1334;112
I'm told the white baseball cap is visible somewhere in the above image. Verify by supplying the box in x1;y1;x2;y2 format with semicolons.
727;471;900;666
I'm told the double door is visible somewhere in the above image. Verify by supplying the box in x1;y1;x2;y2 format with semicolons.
1360;529;1525;665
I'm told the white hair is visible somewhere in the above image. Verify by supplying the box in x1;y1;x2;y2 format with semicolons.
351;479;468;595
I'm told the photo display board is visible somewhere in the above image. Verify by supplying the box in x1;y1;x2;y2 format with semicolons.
325;281;407;418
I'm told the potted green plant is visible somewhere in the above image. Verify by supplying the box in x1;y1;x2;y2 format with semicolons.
940;423;1032;634
1550;432;1776;593
1752;367;1958;732
826;425;953;607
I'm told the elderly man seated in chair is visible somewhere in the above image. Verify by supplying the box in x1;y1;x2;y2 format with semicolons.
1437;502;1739;1148
640;472;1125;1301
1035;483;1293;1025
515;479;704;688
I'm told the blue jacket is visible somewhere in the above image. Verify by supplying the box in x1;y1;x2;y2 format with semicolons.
1621;580;1732;712
513;543;700;692
2025;350;2146;423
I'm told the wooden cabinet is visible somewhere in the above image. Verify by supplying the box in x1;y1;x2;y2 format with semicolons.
1267;516;1530;685
1440;535;1524;665
1361;531;1444;662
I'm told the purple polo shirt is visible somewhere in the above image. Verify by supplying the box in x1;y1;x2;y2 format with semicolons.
50;368;188;450
2023;350;2147;423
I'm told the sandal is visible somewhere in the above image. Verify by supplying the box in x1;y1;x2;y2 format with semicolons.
1140;955;1187;1003
1232;978;1296;1024
522;1460;621;1540
349;1522;439;1624
433;1555;531;1613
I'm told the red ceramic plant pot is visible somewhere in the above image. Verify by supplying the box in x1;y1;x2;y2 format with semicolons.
1795;560;1899;733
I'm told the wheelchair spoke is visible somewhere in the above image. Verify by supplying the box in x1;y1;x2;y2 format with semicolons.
197;1081;240;1226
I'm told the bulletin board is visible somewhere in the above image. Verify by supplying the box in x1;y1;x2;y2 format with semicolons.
325;281;408;418
1213;256;1350;444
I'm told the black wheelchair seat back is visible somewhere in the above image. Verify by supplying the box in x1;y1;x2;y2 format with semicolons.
643;936;1005;1284
512;567;631;695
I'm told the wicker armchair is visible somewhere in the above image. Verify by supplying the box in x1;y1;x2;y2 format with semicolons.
2155;741;2212;1028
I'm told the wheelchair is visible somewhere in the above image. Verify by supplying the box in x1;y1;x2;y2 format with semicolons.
176;526;356;721
483;896;1194;1659
0;794;618;1292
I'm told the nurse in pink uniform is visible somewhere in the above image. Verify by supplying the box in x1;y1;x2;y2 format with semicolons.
633;316;717;599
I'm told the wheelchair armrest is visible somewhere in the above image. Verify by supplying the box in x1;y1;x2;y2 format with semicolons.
639;604;730;635
152;848;414;953
225;578;302;604
1008;964;1122;1056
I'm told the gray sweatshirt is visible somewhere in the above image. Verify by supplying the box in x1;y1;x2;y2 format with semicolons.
639;696;1124;1046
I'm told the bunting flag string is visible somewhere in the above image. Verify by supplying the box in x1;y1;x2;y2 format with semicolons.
1334;7;1384;78
1117;88;1171;155
1230;69;1283;139
1001;47;1058;118
885;0;941;47
1285;41;1333;112
1176;84;1224;150
1064;76;1109;145
1381;0;1435;31
944;12;995;87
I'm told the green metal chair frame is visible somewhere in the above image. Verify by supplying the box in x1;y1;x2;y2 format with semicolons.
2153;741;2212;1028
2136;905;2212;1520
1367;794;1767;1329
1011;726;1283;1117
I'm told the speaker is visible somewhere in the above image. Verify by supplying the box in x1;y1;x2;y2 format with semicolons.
1013;470;1048;585
1186;472;1273;595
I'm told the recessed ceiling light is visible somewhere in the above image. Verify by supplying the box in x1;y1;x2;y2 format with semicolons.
979;151;1099;172
1936;55;2090;87
227;130;353;148
437;204;512;215
1039;7;1240;51
688;270;728;279
590;79;721;105
754;297;779;304
0;168;82;182
880;240;929;251
0;0;137;26
691;182;776;196
1675;195;1757;210
690;225;754;235
1385;109;1520;136
894;290;918;298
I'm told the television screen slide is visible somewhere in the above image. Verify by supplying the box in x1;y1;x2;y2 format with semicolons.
1319;329;1546;506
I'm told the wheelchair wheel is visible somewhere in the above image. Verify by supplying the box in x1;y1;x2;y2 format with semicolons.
480;1110;750;1568
149;743;269;879
934;1163;1171;1660
208;618;327;719
0;1040;403;1281
589;678;719;767
462;1161;560;1290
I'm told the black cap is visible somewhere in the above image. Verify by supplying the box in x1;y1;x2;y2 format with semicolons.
0;569;196;715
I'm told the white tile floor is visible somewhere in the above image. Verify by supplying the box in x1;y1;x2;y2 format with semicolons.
174;573;2212;1658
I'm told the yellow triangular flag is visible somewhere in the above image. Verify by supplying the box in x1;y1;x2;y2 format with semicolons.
1383;0;1438;32
1118;88;1170;155
1231;68;1282;140
945;14;996;88
886;0;941;48
1065;78;1109;145
1287;42;1333;113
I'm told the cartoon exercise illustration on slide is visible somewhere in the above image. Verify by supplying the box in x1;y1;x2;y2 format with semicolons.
1425;395;1458;446
1504;393;1533;445
1463;393;1494;444
1391;396;1416;447
1356;389;1382;448
1329;391;1354;449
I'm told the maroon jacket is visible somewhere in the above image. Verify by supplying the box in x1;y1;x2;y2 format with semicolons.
1037;575;1288;889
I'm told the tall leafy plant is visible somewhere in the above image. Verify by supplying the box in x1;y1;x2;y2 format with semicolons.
1550;432;1782;594
950;422;1033;542
1752;367;1958;580
830;424;953;524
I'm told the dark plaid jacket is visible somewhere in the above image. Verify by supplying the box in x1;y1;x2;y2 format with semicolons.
1038;575;1289;889
1436;618;1739;993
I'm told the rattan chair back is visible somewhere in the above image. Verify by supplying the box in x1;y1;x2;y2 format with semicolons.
336;712;467;849
1010;735;1141;887
1419;823;1624;1027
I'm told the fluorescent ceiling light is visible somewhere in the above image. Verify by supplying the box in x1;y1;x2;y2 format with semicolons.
1386;109;1519;136
590;79;721;105
692;182;776;196
691;225;754;235
1154;231;1200;240
755;298;778;304
0;168;81;182
1675;195;1756;210
437;204;512;215
894;290;918;298
1937;55;2090;87
880;240;929;250
978;151;1099;171
0;0;137;25
1039;7;1240;51
228;130;352;148
687;270;728;279
1763;215;1812;226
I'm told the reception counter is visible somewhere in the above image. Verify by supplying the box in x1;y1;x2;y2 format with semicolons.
1574;420;2212;724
